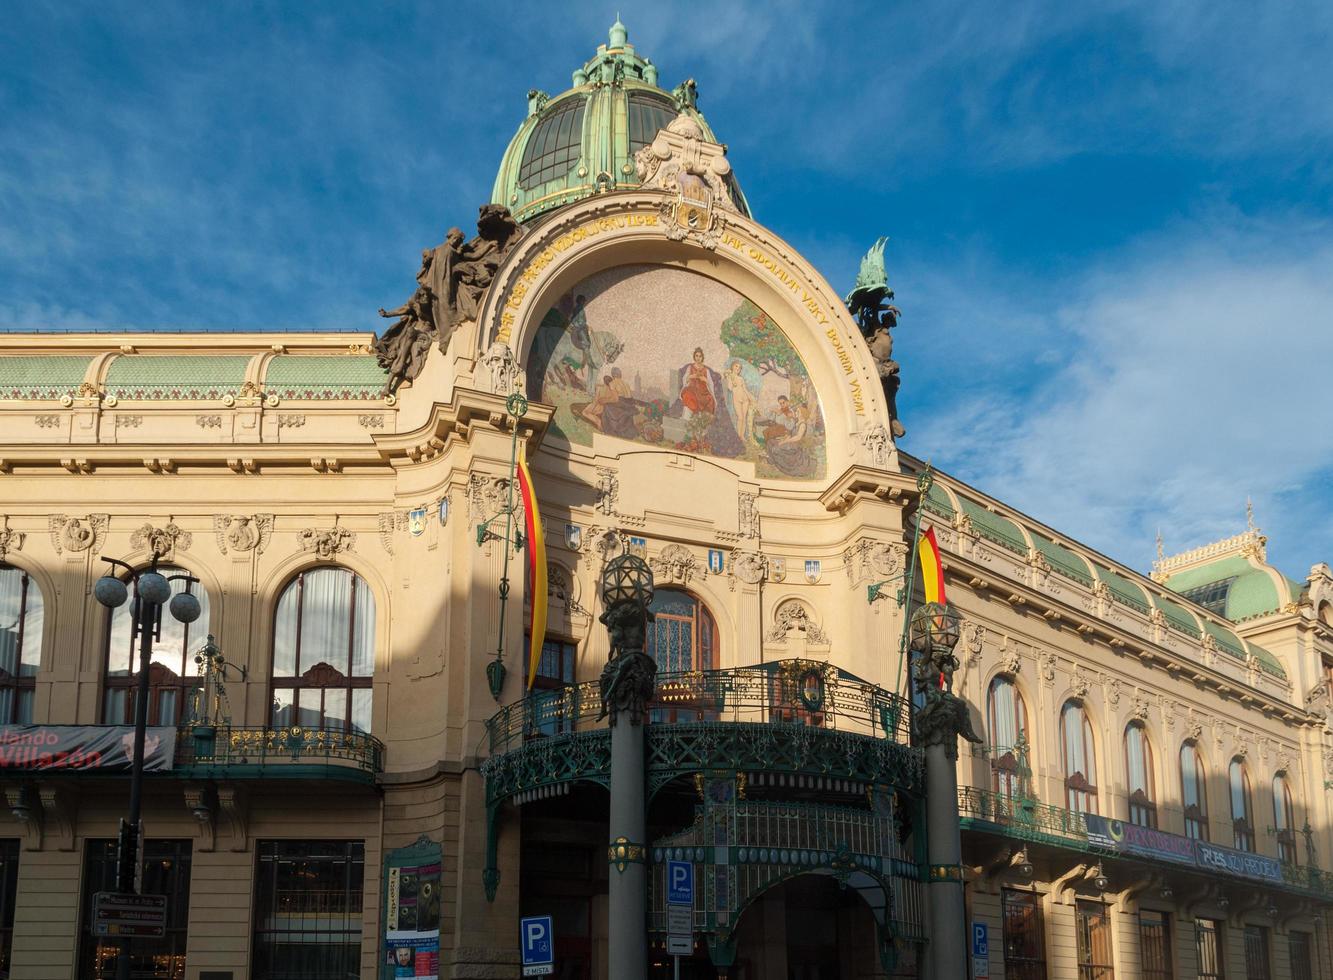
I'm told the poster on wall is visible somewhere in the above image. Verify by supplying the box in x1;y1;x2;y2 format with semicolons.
383;836;442;980
0;725;177;771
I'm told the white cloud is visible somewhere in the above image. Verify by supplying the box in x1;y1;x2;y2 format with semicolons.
909;214;1333;577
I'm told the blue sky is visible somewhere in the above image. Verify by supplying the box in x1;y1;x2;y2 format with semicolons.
2;1;1331;582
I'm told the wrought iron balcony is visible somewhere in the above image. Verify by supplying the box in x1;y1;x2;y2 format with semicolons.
483;660;921;807
175;724;384;782
487;659;912;755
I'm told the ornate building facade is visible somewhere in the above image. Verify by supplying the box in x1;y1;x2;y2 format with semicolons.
0;20;1330;980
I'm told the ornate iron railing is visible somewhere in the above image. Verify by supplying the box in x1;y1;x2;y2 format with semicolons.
486;659;911;756
957;785;1092;848
175;724;384;777
960;786;1333;900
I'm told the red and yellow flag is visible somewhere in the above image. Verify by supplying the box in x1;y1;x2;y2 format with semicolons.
918;526;946;604
516;444;548;690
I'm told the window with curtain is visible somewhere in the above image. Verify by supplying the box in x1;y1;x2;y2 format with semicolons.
104;565;209;726
1229;758;1254;852
1061;701;1098;814
1002;889;1047;980
271;567;375;734
1196;919;1225;980
0;565;42;724
1273;774;1296;864
526;634;577;736
1075;900;1114;979
1180;742;1209;840
987;676;1028;799
1124;722;1157;828
1139;911;1171;980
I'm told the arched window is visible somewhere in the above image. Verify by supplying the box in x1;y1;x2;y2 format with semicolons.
1273;774;1296;864
1125;722;1157;828
104;565;209;726
646;589;716;674
1061;701;1098;814
271;567;375;734
986;676;1028;798
1180;742;1209;840
1230;758;1254;851
0;564;43;723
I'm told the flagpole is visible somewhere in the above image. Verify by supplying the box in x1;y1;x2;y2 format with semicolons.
893;465;934;705
483;392;529;700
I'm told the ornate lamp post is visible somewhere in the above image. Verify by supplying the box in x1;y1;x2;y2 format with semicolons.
93;554;201;980
909;600;980;980
598;550;656;980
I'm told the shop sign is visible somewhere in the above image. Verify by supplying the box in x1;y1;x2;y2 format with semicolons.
1195;840;1284;883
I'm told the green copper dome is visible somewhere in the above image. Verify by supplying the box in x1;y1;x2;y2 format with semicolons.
491;21;750;224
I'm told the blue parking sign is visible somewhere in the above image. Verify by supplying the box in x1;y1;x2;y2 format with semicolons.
520;915;553;969
971;921;988;956
667;860;694;906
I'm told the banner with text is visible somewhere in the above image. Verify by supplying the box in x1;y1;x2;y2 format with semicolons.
0;725;177;772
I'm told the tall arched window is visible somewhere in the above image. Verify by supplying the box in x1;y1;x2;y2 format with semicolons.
0;564;43;724
1125;722;1157;828
104;565;210;726
1180;742;1209;840
1273;774;1296;864
986;676;1028;798
646;589;716;674
1061;701;1098;814
271;567;375;734
1230;758;1255;851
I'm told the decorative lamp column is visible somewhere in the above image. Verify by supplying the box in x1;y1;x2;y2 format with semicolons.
598;551;656;980
93;554;201;980
909;601;981;980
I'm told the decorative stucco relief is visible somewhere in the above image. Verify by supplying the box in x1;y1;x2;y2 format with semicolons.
49;514;109;556
213;514;273;555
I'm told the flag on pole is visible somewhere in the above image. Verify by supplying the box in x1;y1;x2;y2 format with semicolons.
918;526;946;604
516;444;547;689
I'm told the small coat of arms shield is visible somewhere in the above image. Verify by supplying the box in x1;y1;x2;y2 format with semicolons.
770;557;787;582
408;508;427;537
565;523;582;551
707;549;724;574
629;536;647;557
804;559;822;584
438;498;449;526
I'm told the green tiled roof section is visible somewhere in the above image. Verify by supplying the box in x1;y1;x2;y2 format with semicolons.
1030;532;1093;586
959;499;1027;555
1095;566;1151;613
104;355;250;399
1285;577;1305;603
264;355;387;400
1200;619;1246;660
0;355;91;399
1164;555;1253;595
921;482;955;519
1224;570;1284;621
1152;593;1201;638
1244;640;1287;679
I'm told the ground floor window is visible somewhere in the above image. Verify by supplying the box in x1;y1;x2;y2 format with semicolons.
78;838;192;979
252;840;365;980
1196;919;1225;980
0;839;17;978
1290;931;1314;980
1244;925;1271;980
1139;910;1171;980
1075;900;1113;980
1002;889;1047;980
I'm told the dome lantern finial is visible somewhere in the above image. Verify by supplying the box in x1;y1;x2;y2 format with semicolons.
609;15;628;48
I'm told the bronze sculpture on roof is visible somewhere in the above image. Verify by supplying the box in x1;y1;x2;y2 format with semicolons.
846;238;905;439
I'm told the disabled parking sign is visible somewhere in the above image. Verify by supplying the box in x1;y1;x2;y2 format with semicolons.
520;915;553;977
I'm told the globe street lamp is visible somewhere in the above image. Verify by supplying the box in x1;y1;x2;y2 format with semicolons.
94;554;200;980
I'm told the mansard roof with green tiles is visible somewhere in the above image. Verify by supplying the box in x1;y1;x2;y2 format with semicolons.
0;355;92;399
1096;564;1151;613
959;498;1027;555
263;355;387;400
1030;531;1093;586
1164;553;1301;622
104;355;250;399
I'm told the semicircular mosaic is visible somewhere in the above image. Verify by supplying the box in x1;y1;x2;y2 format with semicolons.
527;265;826;480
